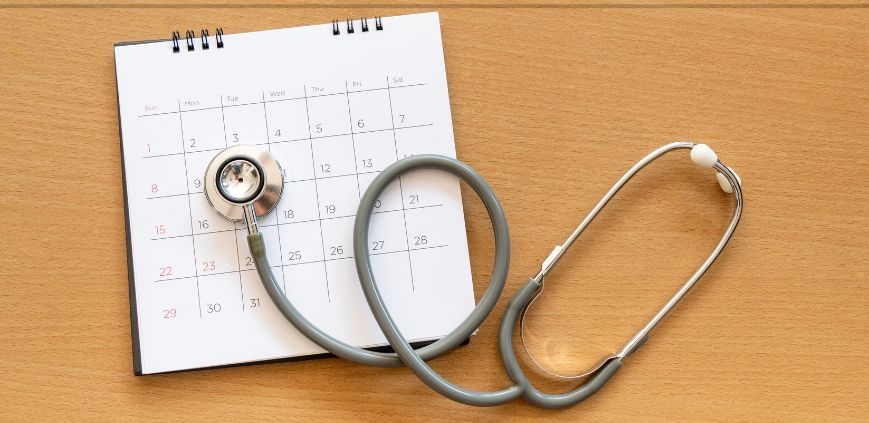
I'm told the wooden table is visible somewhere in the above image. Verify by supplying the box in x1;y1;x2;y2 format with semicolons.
2;2;867;421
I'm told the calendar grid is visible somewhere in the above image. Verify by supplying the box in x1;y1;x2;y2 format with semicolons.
117;14;479;374
144;80;444;309
176;100;203;318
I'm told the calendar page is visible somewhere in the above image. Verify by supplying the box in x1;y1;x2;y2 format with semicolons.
114;12;476;375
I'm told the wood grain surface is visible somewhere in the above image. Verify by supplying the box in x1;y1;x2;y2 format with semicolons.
1;2;867;421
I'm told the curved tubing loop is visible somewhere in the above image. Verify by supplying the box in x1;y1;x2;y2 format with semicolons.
249;234;410;367
251;213;513;369
249;154;522;405
353;154;523;406
498;141;744;408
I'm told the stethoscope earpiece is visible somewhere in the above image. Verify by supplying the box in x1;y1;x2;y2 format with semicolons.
691;143;742;193
690;143;719;168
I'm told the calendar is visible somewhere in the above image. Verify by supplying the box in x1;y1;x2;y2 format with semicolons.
114;12;476;375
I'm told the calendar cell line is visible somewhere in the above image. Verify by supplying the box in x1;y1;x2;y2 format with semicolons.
142;146;223;159
155;269;240;283
262;123;432;148
235;244;450;270
136;83;427;117
385;76;416;291
351;81;427;92
176;99;204;318
150;227;232;241
140;124;435;161
344;81;362;197
146;192;190;200
261;90;288;291
150;203;448;245
221;93;255;310
219;94;229;144
303;85;333;302
364;122;433;134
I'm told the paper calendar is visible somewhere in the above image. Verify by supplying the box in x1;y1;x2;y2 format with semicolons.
114;12;476;375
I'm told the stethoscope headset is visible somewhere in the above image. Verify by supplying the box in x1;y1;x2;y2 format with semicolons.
203;141;743;408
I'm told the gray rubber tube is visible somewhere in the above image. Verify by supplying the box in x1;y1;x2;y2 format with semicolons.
249;153;627;407
250;233;477;368
498;278;623;408
246;154;515;372
353;154;628;407
353;154;522;406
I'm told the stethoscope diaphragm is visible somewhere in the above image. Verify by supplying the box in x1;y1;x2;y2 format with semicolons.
203;144;283;223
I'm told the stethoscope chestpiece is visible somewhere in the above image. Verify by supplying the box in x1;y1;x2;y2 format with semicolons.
204;145;284;234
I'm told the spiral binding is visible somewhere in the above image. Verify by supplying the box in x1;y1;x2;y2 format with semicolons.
185;30;195;51
332;16;383;36
171;27;225;53
171;16;383;52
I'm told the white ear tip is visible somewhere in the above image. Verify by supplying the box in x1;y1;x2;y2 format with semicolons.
716;170;741;193
691;144;718;168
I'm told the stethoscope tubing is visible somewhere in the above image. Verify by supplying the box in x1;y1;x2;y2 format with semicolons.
246;154;514;374
353;155;522;406
243;143;743;408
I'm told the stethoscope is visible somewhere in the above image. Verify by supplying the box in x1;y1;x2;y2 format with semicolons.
203;141;743;408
